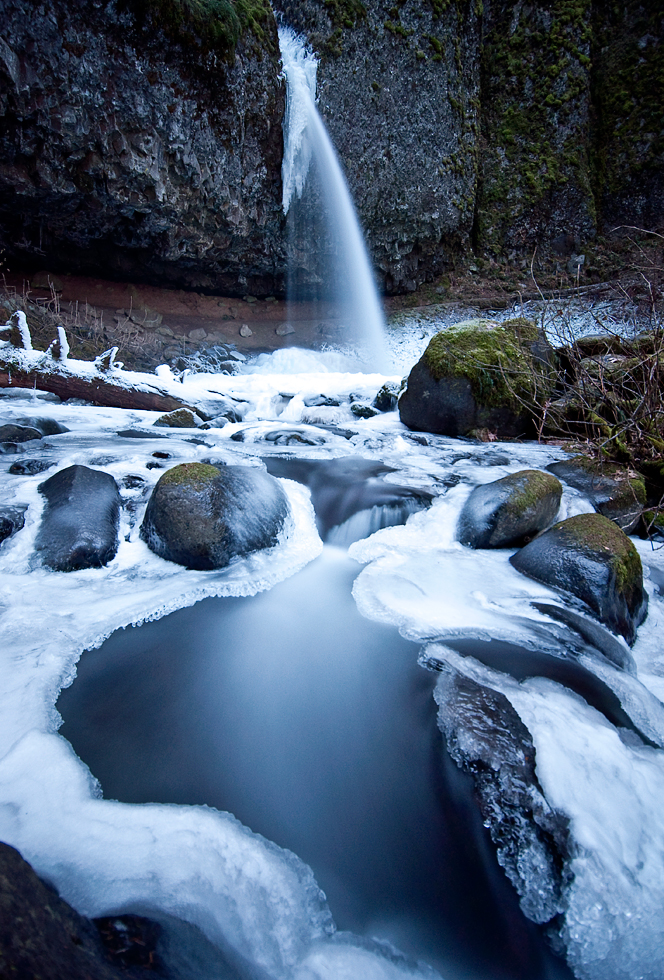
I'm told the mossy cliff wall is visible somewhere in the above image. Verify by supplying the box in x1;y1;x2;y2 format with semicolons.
477;0;663;255
0;0;285;294
0;0;660;294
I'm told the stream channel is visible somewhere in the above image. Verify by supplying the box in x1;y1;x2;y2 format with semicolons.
58;462;573;980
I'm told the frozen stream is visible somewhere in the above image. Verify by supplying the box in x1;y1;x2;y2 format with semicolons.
58;547;569;980
1;344;664;980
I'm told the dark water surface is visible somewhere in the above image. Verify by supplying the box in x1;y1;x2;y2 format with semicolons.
58;548;571;980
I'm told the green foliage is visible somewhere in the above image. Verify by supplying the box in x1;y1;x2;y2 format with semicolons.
385;18;414;38
321;0;366;57
324;0;367;29
125;0;274;58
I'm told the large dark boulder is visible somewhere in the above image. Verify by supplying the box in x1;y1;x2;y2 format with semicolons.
0;841;132;980
547;457;646;533
510;513;648;645
35;465;121;571
140;463;289;569
398;319;553;438
458;469;562;549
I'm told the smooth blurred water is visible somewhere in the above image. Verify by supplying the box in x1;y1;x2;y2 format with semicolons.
279;27;389;371
59;547;571;980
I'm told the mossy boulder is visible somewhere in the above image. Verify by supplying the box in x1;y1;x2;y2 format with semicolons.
510;513;648;645
153;408;202;428
458;469;563;549
398;318;553;438
35;465;121;571
547;458;646;533
140;462;289;569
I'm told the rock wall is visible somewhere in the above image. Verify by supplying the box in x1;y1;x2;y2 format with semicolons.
0;0;660;296
477;0;663;256
0;0;286;295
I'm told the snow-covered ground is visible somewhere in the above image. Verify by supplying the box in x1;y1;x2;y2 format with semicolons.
1;342;664;980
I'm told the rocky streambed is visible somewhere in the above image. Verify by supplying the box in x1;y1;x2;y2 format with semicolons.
0;329;663;979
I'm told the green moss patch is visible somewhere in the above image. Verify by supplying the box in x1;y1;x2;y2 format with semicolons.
159;462;221;487
125;0;275;58
503;470;562;519
423;317;551;410
551;512;642;593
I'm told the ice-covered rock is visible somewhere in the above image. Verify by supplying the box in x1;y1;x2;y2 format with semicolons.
0;504;27;544
457;469;562;548
433;666;570;926
510;513;648;644
14;416;69;436
140;463;289;570
34;465;121;571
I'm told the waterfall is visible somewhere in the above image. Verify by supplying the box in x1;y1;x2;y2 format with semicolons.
278;26;390;371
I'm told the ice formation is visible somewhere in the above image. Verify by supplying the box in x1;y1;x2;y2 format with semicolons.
0;336;663;979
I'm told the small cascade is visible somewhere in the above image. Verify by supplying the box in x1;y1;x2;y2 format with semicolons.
279;26;390;371
326;499;428;547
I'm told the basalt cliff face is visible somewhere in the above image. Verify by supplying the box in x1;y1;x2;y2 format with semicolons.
0;0;286;294
0;0;661;296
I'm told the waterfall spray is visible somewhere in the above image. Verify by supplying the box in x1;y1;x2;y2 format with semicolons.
278;26;390;371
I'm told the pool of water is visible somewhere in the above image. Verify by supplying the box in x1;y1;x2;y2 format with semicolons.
58;547;572;980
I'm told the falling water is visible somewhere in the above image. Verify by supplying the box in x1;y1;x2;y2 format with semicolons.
279;26;390;371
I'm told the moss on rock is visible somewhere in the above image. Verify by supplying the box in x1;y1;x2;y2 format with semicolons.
550;512;642;594
124;0;276;58
458;468;563;548
422;317;550;411
510;511;647;644
547;457;646;532
159;462;221;487
154;408;201;428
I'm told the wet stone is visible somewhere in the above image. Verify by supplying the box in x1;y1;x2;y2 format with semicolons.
0;504;28;543
350;402;379;419
140;463;289;570
458;470;563;549
0;423;43;443
547;457;646;533
35;465;121;572
9;458;54;475
510;512;648;645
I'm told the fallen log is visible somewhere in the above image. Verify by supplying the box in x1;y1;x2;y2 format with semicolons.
0;341;198;415
0;363;190;413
